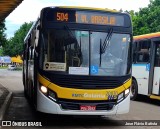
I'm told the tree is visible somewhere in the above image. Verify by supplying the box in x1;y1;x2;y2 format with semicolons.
0;48;3;56
0;20;7;55
3;22;32;56
130;0;160;36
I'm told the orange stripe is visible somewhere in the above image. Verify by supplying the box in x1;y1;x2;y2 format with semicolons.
134;32;160;41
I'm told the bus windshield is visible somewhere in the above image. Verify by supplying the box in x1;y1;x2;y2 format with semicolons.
42;29;130;76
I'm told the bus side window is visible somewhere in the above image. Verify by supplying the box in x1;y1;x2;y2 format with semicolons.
132;41;137;63
155;44;160;66
136;40;150;63
137;49;149;62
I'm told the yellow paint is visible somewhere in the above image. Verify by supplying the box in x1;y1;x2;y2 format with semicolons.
38;74;51;86
123;78;132;89
38;74;131;100
150;95;160;100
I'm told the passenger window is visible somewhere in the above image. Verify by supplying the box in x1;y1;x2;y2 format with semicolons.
132;41;137;63
136;40;150;63
155;44;160;67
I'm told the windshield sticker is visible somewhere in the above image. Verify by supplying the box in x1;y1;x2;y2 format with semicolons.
122;37;127;42
90;65;98;74
76;31;89;37
43;62;66;71
69;67;89;75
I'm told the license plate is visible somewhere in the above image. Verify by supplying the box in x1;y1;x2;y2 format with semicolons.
80;105;96;111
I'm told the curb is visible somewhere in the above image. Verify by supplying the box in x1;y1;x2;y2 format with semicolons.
0;90;12;120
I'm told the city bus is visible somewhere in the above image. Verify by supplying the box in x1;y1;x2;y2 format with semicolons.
131;32;160;101
23;6;132;115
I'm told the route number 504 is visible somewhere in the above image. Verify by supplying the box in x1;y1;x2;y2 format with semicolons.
56;12;68;21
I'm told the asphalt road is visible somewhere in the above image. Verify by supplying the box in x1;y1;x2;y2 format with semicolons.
0;69;160;129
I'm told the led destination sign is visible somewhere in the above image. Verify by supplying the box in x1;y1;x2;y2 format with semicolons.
46;10;126;26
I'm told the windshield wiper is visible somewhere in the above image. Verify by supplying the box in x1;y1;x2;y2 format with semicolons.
99;28;113;66
99;39;102;66
100;28;113;54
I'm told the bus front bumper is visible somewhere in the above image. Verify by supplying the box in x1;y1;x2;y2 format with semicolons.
37;88;130;116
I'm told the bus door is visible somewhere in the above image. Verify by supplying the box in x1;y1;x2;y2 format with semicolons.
132;40;151;95
152;42;160;95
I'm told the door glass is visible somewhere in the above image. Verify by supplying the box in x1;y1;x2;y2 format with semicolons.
137;40;151;63
155;44;160;67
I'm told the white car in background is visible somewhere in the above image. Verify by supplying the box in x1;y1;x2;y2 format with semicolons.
8;65;16;70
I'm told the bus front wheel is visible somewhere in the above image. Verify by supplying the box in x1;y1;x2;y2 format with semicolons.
130;79;138;100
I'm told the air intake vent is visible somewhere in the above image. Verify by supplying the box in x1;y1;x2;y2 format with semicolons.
58;99;115;110
41;71;130;89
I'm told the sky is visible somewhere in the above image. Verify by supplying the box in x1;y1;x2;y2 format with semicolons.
5;0;150;38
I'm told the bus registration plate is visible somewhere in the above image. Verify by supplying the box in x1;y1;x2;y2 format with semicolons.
80;105;96;111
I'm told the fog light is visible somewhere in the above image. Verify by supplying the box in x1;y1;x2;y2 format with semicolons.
48;90;57;101
117;92;124;103
40;86;48;94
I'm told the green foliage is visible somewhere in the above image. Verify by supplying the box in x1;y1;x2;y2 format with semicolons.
3;22;32;56
0;48;3;56
130;0;160;36
0;20;7;47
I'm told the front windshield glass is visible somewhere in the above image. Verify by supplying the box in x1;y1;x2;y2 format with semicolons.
42;29;130;76
90;32;130;76
45;29;89;74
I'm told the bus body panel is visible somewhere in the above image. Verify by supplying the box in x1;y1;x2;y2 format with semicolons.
37;74;131;115
152;67;160;95
132;64;149;95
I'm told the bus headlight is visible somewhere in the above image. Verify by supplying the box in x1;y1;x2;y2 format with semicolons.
40;86;48;94
117;88;130;103
40;85;57;102
117;92;124;103
125;88;130;97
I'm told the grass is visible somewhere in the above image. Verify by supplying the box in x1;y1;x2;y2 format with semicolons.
0;66;22;70
15;67;22;70
0;66;8;69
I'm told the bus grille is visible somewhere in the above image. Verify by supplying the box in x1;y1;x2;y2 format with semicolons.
51;75;121;89
58;100;115;110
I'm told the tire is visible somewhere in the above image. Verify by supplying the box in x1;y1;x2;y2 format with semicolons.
130;79;138;100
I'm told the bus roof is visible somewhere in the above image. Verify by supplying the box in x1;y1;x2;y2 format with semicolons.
134;32;160;41
45;6;118;13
